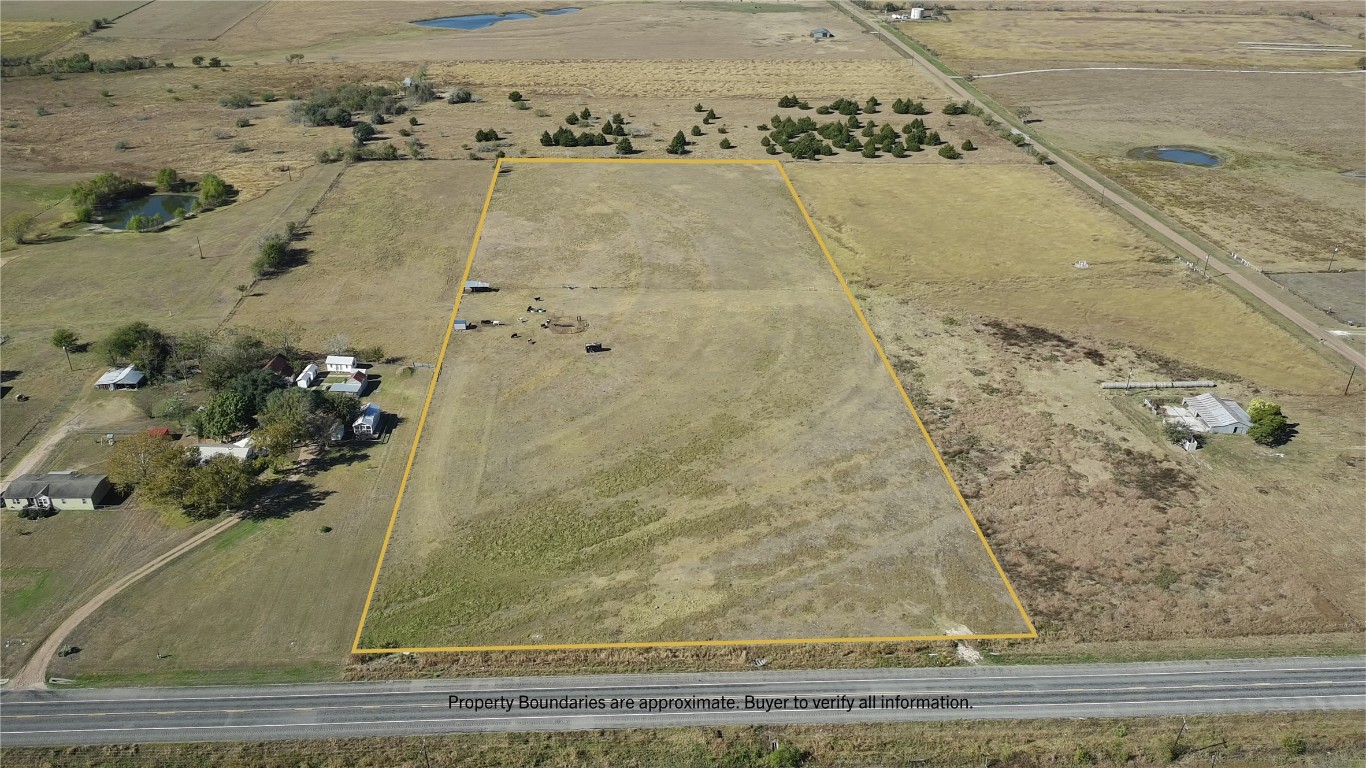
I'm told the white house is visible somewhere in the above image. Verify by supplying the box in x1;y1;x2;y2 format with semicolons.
325;355;357;373
2;471;112;511
197;436;256;463
296;363;319;388
1181;393;1253;435
353;402;383;438
94;365;145;391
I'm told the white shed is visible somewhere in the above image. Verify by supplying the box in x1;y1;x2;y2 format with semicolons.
353;402;383;438
296;363;319;388
1181;393;1253;435
325;355;357;373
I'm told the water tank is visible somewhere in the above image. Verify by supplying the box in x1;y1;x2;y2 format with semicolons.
910;7;925;19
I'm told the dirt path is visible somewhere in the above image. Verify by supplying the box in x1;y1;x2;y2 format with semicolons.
972;66;1366;78
839;1;1366;372
5;447;318;690
0;402;91;489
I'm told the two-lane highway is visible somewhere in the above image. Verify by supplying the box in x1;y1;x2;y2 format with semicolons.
3;657;1362;746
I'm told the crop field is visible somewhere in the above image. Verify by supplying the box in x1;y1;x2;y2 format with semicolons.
903;10;1366;72
0;20;86;58
86;0;264;41
1269;270;1366;325
358;161;1032;650
0;1;148;23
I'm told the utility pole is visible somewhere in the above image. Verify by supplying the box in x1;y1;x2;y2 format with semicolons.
1327;246;1338;271
1346;365;1357;396
195;235;204;259
1202;252;1212;278
62;345;72;371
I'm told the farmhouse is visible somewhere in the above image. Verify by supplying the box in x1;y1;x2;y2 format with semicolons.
2;471;112;511
811;27;834;39
262;354;294;380
94;365;145;391
296;363;319;388
352;402;383;438
325;355;357;373
1182;393;1253;435
329;369;367;397
196;436;256;463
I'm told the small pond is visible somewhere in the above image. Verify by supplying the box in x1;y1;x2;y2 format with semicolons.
414;8;579;30
1128;146;1221;167
106;193;197;230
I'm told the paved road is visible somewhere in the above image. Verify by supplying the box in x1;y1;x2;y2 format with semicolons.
2;657;1361;746
837;2;1366;371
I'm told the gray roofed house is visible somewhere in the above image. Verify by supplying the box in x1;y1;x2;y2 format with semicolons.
94;365;145;390
811;27;834;39
328;369;368;397
3;471;112;511
352;402;383;438
1181;393;1253;435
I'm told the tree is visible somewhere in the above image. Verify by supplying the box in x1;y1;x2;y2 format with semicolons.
1016;105;1032;121
3;213;36;245
182;455;260;519
51;328;79;370
961;139;976;151
352;121;376;145
321;391;362;426
154;167;179;192
508;91;523;102
1249;412;1290;447
719;138;733;149
1246;398;1281;423
198;173;229;207
197;390;251;439
207;57;222;68
447;87;473;104
539;130;554;146
141;443;198;507
107;431;174;492
926;130;942;146
666;131;687;155
705;108;717;120
286;53;304;64
693;103;704;112
938;144;962;159
579;107;591;120
101;321;171;374
690;125;702;137
1162;421;1196;445
615;137;634;155
408;115;418;126
191;55;204;66
864;96;880;113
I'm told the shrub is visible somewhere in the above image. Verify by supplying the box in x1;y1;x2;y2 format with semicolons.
690;125;702;136
938;144;962;159
565;113;579;125
447;87;473;104
961;139;975;151
409;116;418;126
155;168;179;191
693;103;704;112
1162;421;1196;445
212;128;234;140
218;93;252;109
261;91;276;102
74;204;93;222
352;121;376;144
615;137;634;155
398;127;412;137
719;137;733;149
778;95;800;108
474;128;500;142
100;89;111;97
113;139;130;151
942;101;969;115
666;131;687;155
371;112;387;125
198;173;229;207
1279;734;1307;756
207;57;221;67
228;140;250;153
36;105;51;116
508;91;523;102
1249;413;1290;446
815;105;831;115
192;55;204;66
235;117;251;128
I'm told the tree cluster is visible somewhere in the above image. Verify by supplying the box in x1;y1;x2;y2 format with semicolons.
251;232;291;277
71;172;147;210
2;51;157;78
99;321;174;377
108;433;262;520
539;127;610;147
291;84;401;127
218;93;252;109
776;95;810;109
198;173;230;208
891;98;928;115
125;213;164;232
473;128;501;142
447;87;474;104
1246;398;1292;446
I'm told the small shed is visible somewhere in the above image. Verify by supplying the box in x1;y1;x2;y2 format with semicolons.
147;427;172;440
329;369;368;397
463;280;493;293
94;365;145;391
197;436;256;463
296;363;319;389
810;27;834;39
353;402;383;438
2;471;112;511
453;319;473;331
262;354;294;380
1182;393;1252;435
325;355;357;373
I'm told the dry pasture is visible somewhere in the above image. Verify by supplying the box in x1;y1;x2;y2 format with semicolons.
360;161;1031;650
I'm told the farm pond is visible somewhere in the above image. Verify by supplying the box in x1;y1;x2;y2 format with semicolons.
414;8;579;30
105;193;197;229
1128;146;1221;167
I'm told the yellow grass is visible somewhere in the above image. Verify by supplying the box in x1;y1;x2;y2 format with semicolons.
0;20;85;58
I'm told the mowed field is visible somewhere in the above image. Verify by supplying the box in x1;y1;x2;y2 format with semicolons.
359;161;1031;650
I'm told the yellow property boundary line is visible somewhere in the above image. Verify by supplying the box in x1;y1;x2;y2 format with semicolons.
352;157;1036;654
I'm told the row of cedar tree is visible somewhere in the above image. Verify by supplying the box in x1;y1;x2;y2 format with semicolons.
95;322;369;519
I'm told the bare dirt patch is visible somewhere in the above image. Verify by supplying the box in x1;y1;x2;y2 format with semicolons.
360;161;1030;649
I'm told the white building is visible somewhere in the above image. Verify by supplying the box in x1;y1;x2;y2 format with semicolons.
94;365;145;390
197;436;256;463
296;363;319;388
1181;393;1253;435
325;355;357;373
2;471;112;511
353;402;383;438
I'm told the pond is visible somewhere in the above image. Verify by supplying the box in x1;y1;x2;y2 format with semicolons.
414;8;579;30
106;193;197;230
1129;146;1221;167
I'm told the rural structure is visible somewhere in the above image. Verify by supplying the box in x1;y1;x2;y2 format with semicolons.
2;471;112;511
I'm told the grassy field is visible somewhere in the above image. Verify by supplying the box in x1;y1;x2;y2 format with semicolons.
904;10;1366;72
4;712;1363;767
359;161;1030;650
787;162;1364;643
0;1;148;23
86;0;263;41
0;20;86;57
1270;270;1366;324
44;162;493;684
